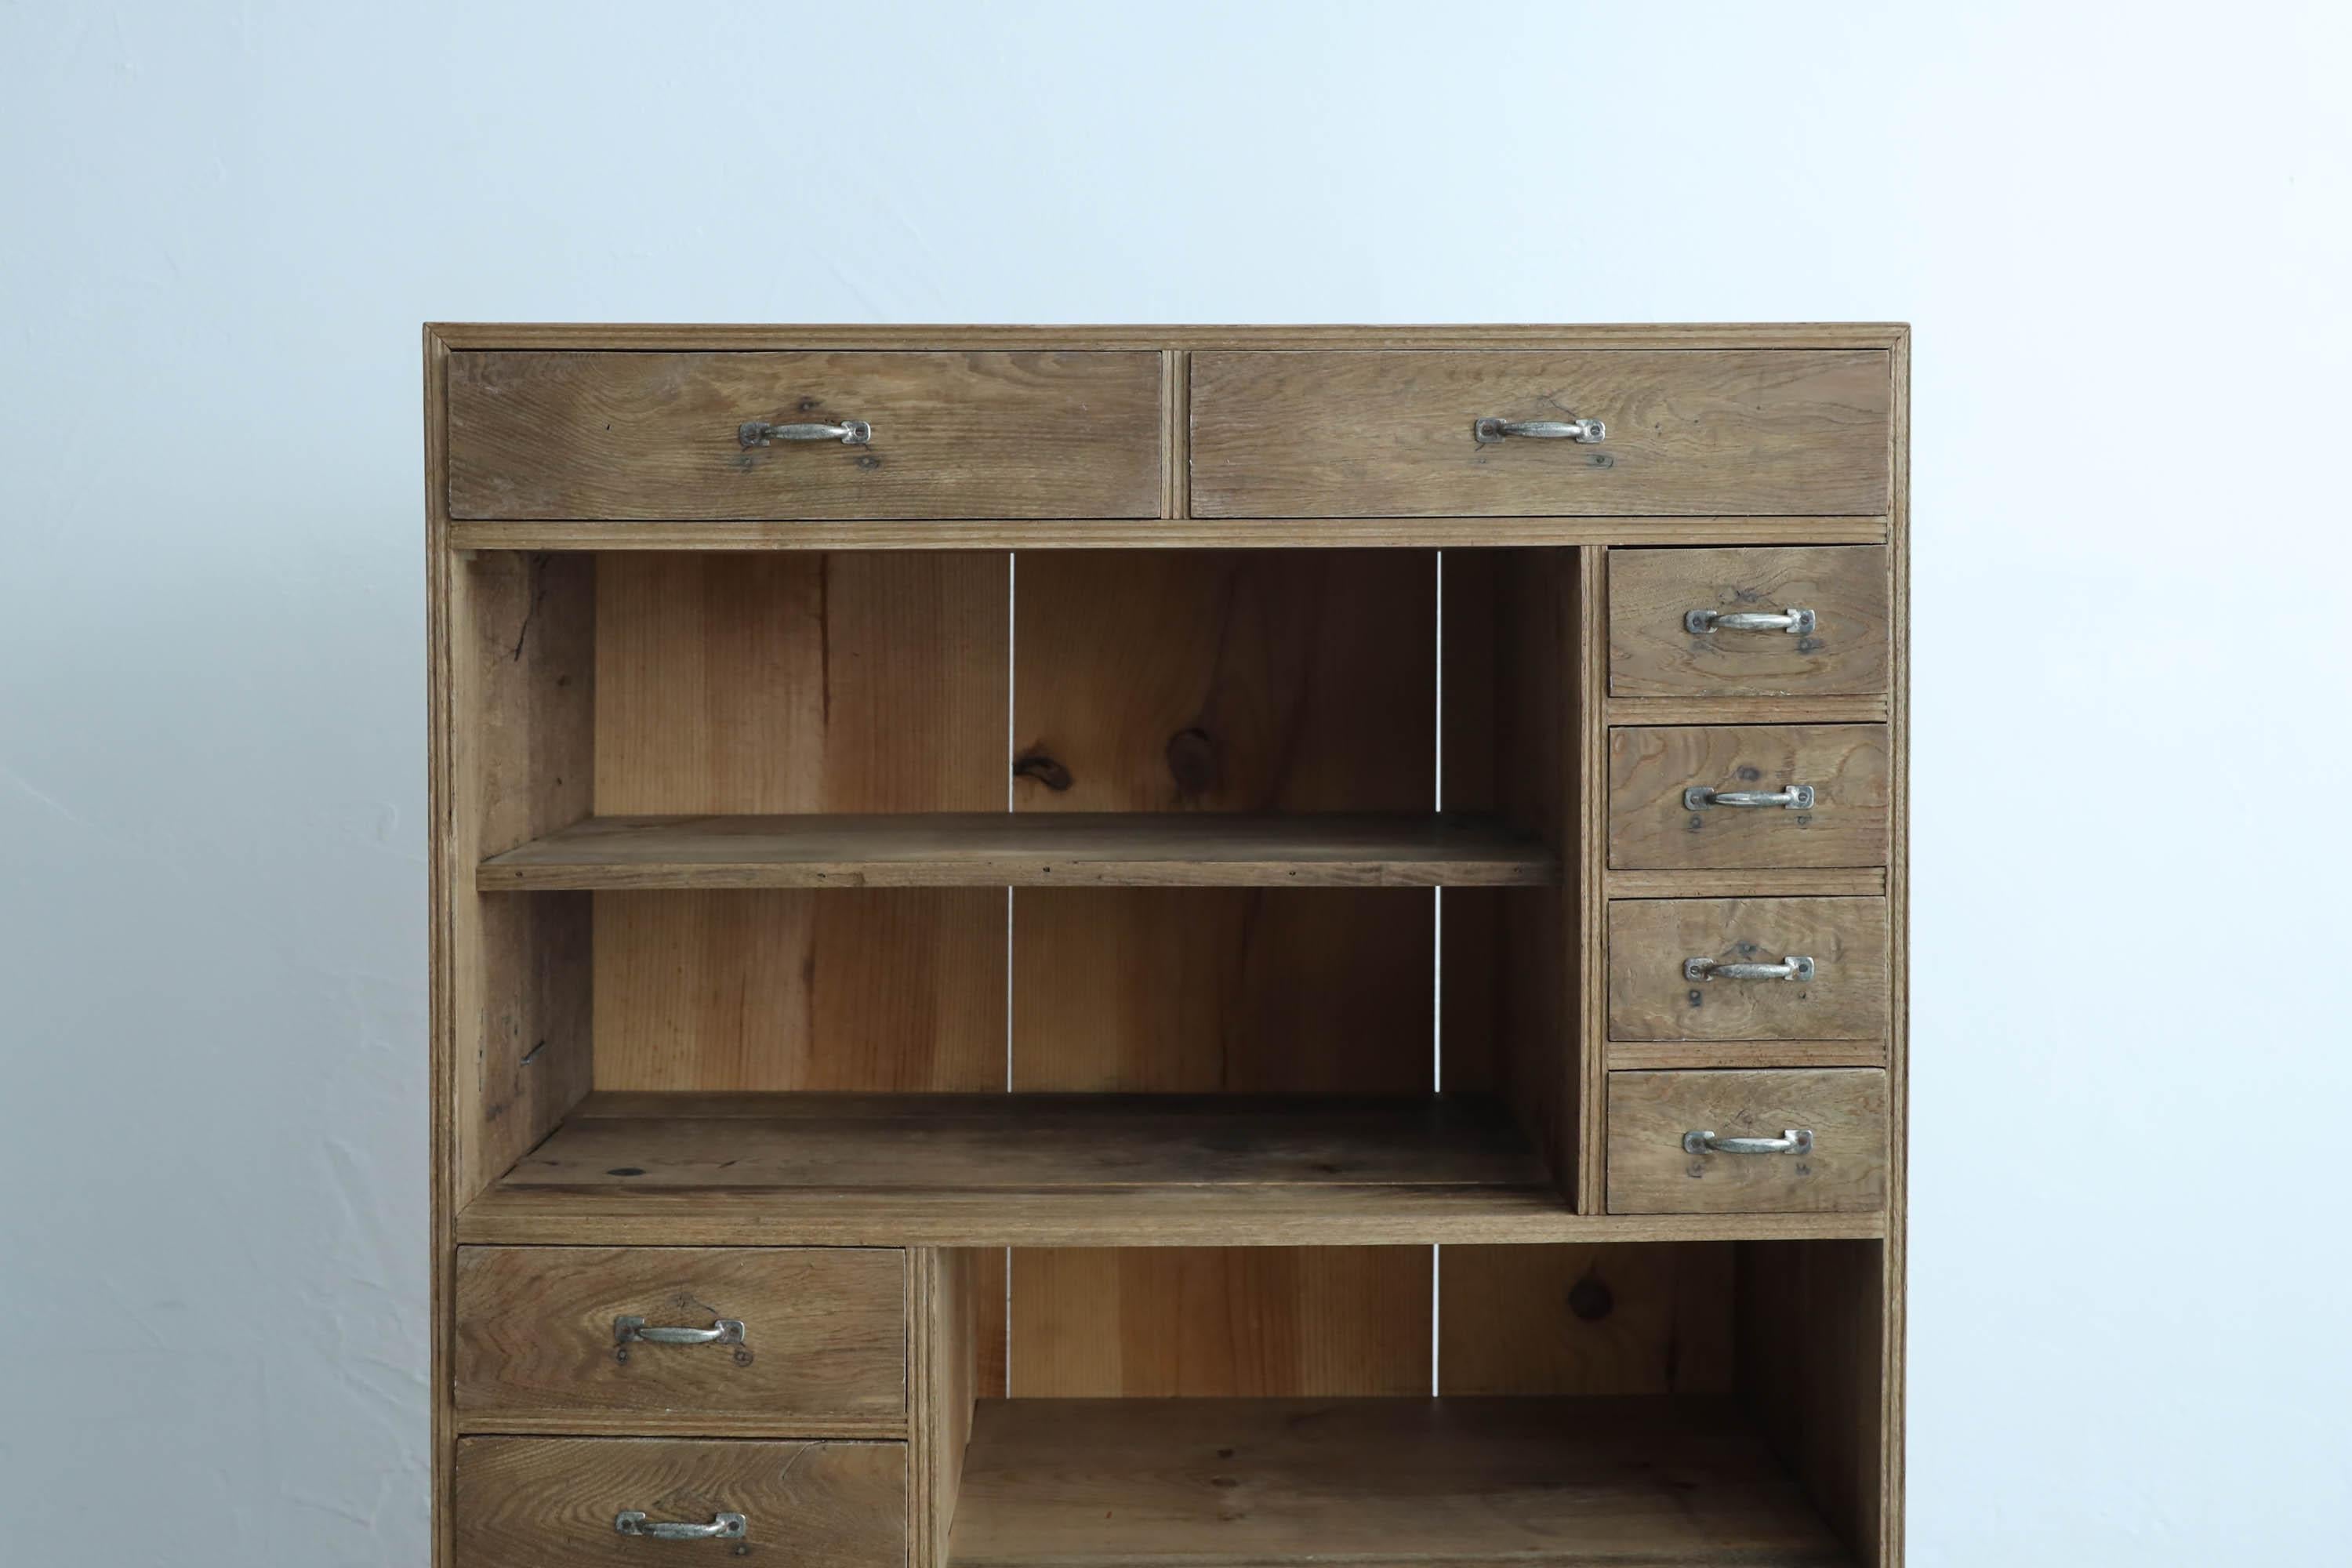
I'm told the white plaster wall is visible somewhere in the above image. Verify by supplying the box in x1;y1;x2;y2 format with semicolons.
2;3;2346;1562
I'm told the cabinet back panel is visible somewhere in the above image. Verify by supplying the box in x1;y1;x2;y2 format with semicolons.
1007;550;1435;1396
590;552;1007;1091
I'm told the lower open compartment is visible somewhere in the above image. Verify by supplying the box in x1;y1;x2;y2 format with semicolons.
922;1241;1889;1568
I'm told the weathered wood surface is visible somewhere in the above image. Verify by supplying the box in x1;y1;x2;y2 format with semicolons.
590;552;1007;1094
1608;1069;1889;1216
946;1396;1849;1566
1609;545;1891;697
1608;724;1890;870
449;350;1161;518
452;1246;905;1429
1192;351;1891;517
481;811;1555;889
1609;897;1891;1043
451;1436;905;1566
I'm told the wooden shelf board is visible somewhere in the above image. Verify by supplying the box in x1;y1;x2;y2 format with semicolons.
946;1396;1852;1568
459;1093;1885;1247
477;811;1559;890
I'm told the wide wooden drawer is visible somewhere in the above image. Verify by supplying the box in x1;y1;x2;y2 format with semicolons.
1188;350;1890;517
1610;897;1889;1043
453;1247;905;1426
447;350;1163;519
1609;724;1889;870
1609;546;1891;697
1607;1069;1889;1214
452;1436;905;1566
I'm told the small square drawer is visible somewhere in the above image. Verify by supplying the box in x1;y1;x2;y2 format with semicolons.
1608;724;1889;870
1609;897;1889;1044
1189;350;1891;517
453;1247;904;1426
1606;1069;1889;1215
453;1436;905;1566
447;350;1163;519
1608;546;1891;698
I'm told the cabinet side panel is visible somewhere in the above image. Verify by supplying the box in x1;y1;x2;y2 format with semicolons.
1438;550;1577;1198
590;551;1008;1091
447;550;597;1203
1738;1240;1887;1567
1009;550;1437;1397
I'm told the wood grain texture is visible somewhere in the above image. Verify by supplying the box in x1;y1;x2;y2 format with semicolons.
1011;548;1441;1399
946;1396;1848;1567
913;1248;985;1568
482;811;1555;890
1011;890;1434;1094
429;323;1909;1567
1608;898;1891;1043
1438;1244;1733;1396
452;1246;904;1429
433;322;1911;351
1009;1248;1432;1396
1607;867;1887;900
1880;321;1911;1568
1012;551;1435;814
426;326;457;1568
1609;546;1891;698
1191;351;1890;518
1607;1069;1889;1217
1609;1041;1886;1072
452;515;1893;551
1608;695;1889;727
593;888;1006;1092
1438;548;1580;1240
1741;1240;1886;1567
456;1183;1886;1249
506;1093;1541;1192
448;350;1161;519
590;551;1007;1093
593;552;1004;815
451;1436;904;1566
1576;548;1610;1212
448;551;596;1206
1608;724;1890;871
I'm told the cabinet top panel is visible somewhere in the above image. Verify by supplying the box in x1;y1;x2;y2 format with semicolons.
427;322;1909;351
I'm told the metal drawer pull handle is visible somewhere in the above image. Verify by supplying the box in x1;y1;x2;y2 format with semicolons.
739;419;871;448
1685;606;1817;636
615;1316;746;1347
1683;1128;1814;1156
1685;955;1815;982
615;1512;747;1541
1684;783;1814;811
1472;416;1606;444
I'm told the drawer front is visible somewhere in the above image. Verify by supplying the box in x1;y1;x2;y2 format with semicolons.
1607;1069;1888;1214
1609;546;1891;698
454;1247;905;1423
448;350;1163;519
1609;724;1889;870
1609;897;1889;1042
1189;350;1891;517
453;1436;905;1566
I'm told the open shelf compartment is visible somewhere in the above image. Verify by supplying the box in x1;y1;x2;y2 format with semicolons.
446;545;1585;1221
920;1240;1889;1568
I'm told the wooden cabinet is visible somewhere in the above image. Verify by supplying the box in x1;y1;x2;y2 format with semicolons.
430;325;1908;1566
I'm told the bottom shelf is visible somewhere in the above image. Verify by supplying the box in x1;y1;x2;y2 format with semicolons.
946;1395;1850;1568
